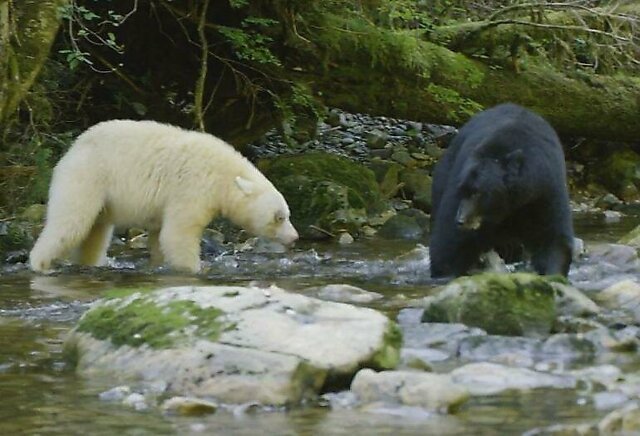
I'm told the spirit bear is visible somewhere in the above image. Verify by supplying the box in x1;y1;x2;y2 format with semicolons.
429;103;574;278
29;120;299;273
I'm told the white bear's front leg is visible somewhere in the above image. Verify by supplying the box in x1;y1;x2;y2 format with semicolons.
159;217;204;273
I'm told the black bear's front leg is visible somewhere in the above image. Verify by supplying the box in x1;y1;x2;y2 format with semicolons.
531;237;573;276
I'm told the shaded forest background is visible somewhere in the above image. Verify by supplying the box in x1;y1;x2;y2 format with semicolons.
1;0;639;215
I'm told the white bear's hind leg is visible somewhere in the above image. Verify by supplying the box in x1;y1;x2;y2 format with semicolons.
74;215;114;266
159;217;204;273
148;229;164;266
29;187;105;272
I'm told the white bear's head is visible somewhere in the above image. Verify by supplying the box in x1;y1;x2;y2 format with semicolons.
231;176;299;245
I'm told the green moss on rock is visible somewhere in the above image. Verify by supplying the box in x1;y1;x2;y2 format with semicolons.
77;297;230;349
370;322;403;369
259;153;391;238
421;273;557;337
596;149;640;200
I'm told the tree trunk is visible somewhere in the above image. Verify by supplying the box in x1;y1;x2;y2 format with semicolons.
0;0;67;128
286;5;640;141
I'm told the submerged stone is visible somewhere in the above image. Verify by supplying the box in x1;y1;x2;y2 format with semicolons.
450;362;576;396
65;285;401;407
351;368;469;413
421;273;557;337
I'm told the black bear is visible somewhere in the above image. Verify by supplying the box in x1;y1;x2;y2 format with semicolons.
429;103;574;278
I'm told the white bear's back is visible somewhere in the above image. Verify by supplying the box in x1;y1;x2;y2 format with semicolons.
51;120;257;229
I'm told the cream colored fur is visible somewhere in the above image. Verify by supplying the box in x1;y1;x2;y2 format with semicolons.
29;120;298;273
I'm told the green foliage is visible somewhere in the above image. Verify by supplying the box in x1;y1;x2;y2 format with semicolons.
56;1;126;71
426;84;483;122
217;25;281;66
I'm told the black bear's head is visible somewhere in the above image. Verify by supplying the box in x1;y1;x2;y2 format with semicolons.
456;149;524;230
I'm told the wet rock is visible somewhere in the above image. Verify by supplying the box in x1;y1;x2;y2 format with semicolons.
123;393;148;411
552;283;600;317
162;396;218;416
618;225;640;249
366;129;388;149
378;215;424;240
450;362;576;396
569;365;623;388
592;244;640;270
337;231;354;245
597;402;640;434
458;335;540;367
421;273;557;337
596;149;640;200
592;391;629;411
585;325;640;352
236;237;286;254
351;369;469;412
523;423;597;435
201;229;227;256
0;220;35;260
20;204;46;223
572;237;585;261
399;309;485;364
572;244;640;291
603;210;623;223
65;285;401;406
391;150;415;167
128;233;147;250
399;169;432;211
311;284;383;304
595;193;623;210
99;385;132;402
326;109;348;127
595;279;640;323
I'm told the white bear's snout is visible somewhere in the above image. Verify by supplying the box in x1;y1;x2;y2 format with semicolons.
278;222;299;246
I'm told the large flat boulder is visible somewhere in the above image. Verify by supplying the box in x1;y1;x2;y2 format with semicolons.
65;285;401;406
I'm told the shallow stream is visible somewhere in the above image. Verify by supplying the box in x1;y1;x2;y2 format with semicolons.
1;212;639;435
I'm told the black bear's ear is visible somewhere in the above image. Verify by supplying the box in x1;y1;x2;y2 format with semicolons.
505;149;524;177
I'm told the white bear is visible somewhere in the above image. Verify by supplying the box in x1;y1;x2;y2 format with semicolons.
29;120;298;273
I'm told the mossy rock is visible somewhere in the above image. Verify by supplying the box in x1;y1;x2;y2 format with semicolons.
618;224;640;249
0;220;36;260
399;168;433;212
76;292;234;349
259;153;390;239
421;273;557;337
596;149;640;200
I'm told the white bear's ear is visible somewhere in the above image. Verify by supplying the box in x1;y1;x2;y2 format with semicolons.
235;176;254;195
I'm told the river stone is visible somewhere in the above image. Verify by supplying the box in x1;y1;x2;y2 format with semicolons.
350;369;469;412
311;283;383;304
421;273;557;337
595;279;640;323
399;169;432;212
552;283;600;317
65;285;401;406
522;423;597;435
619;224;640;249
597;402;640;434
377;214;424;240
449;362;576;396
162;396;218;416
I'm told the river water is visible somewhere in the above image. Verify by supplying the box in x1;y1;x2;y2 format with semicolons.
1;212;639;435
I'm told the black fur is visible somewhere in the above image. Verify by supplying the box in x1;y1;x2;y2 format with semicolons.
429;103;574;278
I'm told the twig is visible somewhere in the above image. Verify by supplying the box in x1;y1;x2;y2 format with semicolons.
194;0;210;131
